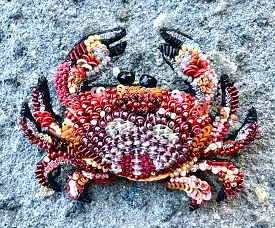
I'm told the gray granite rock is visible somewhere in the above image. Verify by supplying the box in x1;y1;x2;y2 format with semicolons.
0;0;274;227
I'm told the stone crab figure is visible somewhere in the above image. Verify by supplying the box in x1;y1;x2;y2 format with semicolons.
18;27;259;210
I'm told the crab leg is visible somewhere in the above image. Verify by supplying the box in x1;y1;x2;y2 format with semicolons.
35;152;85;191
190;160;244;202
220;107;258;156
166;174;212;211
31;76;62;137
66;168;116;202
219;74;239;117
18;102;53;150
201;107;259;157
208;75;239;144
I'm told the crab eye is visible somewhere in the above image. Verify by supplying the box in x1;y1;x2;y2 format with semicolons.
117;71;135;85
139;74;157;88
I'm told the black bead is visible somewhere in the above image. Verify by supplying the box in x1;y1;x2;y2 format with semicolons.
139;75;157;88
117;71;135;85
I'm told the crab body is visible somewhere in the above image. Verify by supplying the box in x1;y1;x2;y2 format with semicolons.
19;27;258;210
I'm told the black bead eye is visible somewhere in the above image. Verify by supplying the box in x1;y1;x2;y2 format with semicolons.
139;75;157;88
117;71;135;85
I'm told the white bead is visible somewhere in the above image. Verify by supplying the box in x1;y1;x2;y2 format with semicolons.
133;170;142;176
202;191;212;201
69;180;78;197
96;87;105;94
233;168;239;174
81;63;93;70
112;67;120;77
142;141;150;147
91;119;97;125
216;141;222;148
100;111;105;117
43;156;50;163
209;143;217;150
199;162;207;171
69;87;76;94
211;166;219;174
77;59;87;65
158;108;165;115
170;113;177;119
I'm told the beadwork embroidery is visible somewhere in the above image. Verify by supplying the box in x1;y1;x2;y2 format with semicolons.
18;27;258;210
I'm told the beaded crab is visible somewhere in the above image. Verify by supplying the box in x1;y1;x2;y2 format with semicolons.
18;27;259;210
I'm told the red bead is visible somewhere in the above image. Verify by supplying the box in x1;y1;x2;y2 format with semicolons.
162;102;168;109
239;143;245;149
133;102;139;109
127;101;133;107
161;90;168;95
239;171;244;177
148;102;154;109
58;151;63;156
52;152;58;159
162;95;169;102
235;176;242;182
141;101;147;107
225;149;231;156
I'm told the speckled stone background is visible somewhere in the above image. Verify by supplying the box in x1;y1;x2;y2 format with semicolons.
0;0;274;227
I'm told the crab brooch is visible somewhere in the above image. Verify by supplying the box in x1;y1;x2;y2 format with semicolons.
18;27;259;210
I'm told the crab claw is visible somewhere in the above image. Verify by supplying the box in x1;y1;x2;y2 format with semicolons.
68;27;127;60
47;167;62;192
226;107;258;145
19;102;55;150
159;27;193;48
158;27;219;105
100;27;126;45
55;27;127;107
20;102;41;132
158;28;194;65
100;27;127;57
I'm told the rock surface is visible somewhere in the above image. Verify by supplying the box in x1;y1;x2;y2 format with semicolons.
0;0;274;227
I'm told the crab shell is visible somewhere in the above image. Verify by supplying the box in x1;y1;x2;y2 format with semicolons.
59;83;213;181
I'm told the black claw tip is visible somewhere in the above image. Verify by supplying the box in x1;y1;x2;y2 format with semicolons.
48;182;61;192
48;174;61;192
189;203;200;211
20;102;30;116
100;27;126;45
38;76;48;86
109;41;127;57
78;194;92;203
20;102;41;131
220;74;234;89
246;107;258;123
216;185;228;203
158;43;179;58
37;76;50;99
160;27;193;47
